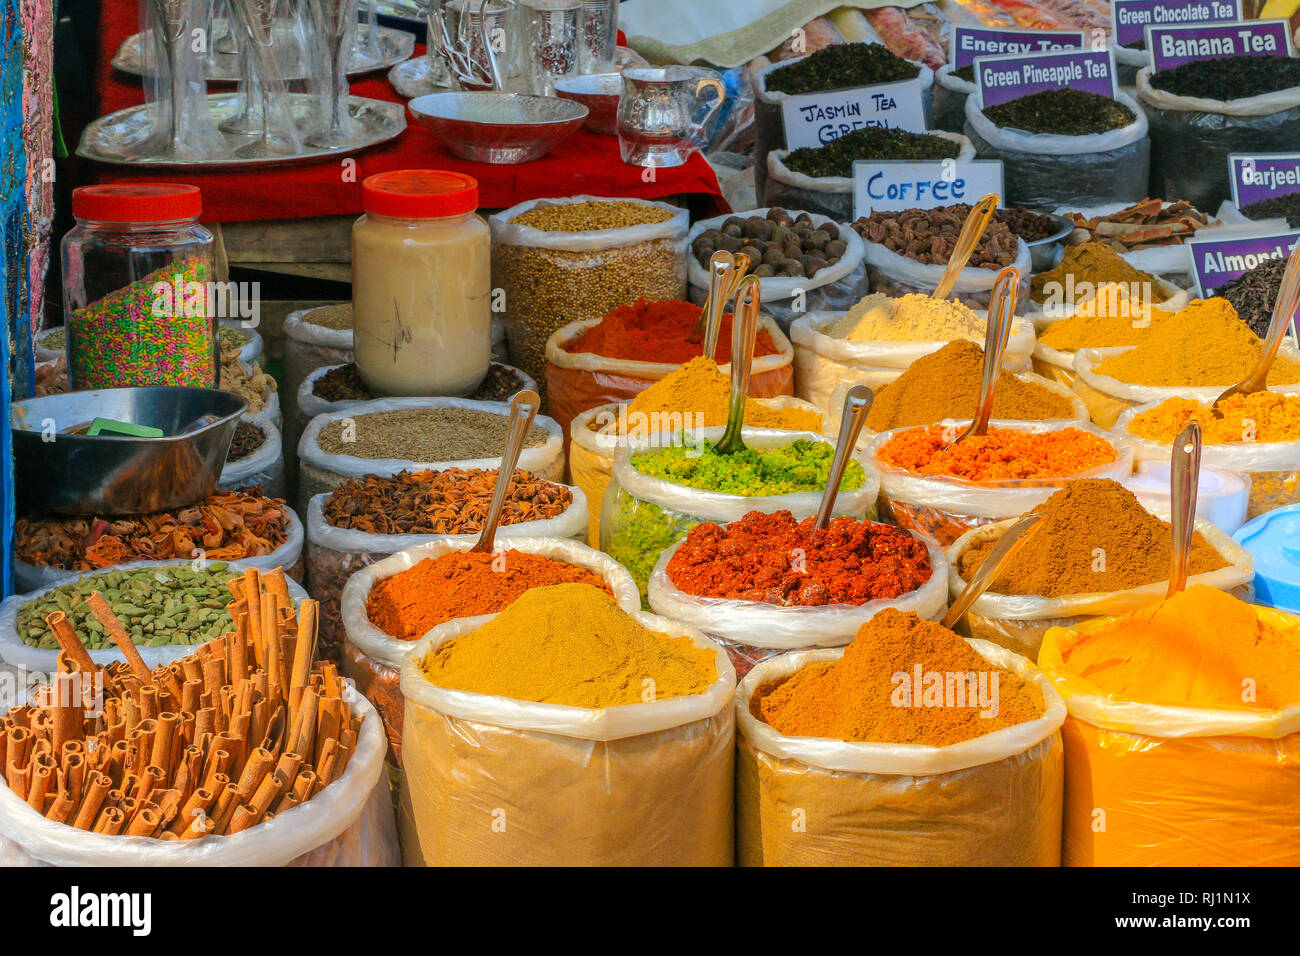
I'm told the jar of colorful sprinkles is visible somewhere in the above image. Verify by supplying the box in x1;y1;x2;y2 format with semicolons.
61;184;218;390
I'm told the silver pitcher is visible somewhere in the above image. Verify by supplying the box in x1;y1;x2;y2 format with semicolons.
617;67;725;168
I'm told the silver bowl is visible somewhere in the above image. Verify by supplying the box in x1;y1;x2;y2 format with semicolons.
408;92;588;164
12;387;248;516
1026;214;1075;272
554;73;621;136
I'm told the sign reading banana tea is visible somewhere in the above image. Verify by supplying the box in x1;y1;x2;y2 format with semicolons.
1147;19;1294;71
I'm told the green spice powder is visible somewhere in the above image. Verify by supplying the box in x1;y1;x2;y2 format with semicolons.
983;88;1135;136
631;439;866;496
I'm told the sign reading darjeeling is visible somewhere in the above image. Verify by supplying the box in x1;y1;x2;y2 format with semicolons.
1229;153;1300;209
1187;230;1300;296
1109;0;1241;49
778;77;928;149
950;26;1085;70
1147;19;1294;71
974;48;1117;109
852;159;1006;218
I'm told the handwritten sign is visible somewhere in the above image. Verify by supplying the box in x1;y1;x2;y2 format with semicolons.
1229;153;1300;209
779;79;927;149
975;49;1117;109
1109;0;1241;49
1187;230;1300;296
1148;19;1293;71
950;27;1085;70
852;160;1005;218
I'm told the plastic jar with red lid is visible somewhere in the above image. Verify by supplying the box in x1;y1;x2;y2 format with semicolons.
352;170;492;397
60;183;219;390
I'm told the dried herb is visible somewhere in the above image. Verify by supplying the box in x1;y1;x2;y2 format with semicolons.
1150;55;1300;100
785;126;961;178
984;88;1135;135
313;362;527;404
226;421;266;462
765;42;920;96
1216;257;1286;338
316;407;548;461
952;65;975;83
1241;193;1300;230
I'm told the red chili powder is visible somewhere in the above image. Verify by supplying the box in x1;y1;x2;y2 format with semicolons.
564;297;780;363
665;510;931;606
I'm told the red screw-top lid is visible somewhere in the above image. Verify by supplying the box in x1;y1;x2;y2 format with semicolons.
361;169;479;218
71;183;203;222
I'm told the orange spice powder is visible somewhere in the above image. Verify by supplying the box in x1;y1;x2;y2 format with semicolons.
876;424;1117;481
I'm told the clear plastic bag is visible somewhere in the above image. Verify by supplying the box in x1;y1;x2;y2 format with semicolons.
0;685;398;866
868;418;1135;546
544;314;796;439
1137;66;1300;214
220;418;285;499
602;428;881;604
1039;613;1300;866
304;487;589;666
686;208;869;334
397;612;736;866
0;558;309;672
963;89;1151;210
489;196;689;400
296;396;566;513
647;532;949;678
931;65;975;133
735;640;1066;866
790;308;1036;416
945;509;1254;659
340;535;639;766
1114;400;1300;519
762;132;975;221
283;306;354;425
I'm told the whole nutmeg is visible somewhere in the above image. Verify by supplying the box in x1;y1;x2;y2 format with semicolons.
804;256;829;276
753;264;776;278
767;206;790;222
723;216;744;231
795;212;814;225
824;238;847;258
716;235;742;253
808;229;832;247
722;223;743;238
739;245;764;263
763;247;785;266
780;257;803;272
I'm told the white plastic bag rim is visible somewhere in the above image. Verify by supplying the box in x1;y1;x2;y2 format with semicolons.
965;88;1149;155
340;535;641;666
1136;65;1300;117
399;609;737;742
283;305;354;349
488;195;689;253
735;639;1066;775
935;63;976;94
219;417;282;486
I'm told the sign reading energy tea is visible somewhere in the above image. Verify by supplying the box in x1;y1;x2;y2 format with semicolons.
852;159;1005;217
1147;19;1294;71
950;26;1085;70
974;48;1118;109
1230;153;1300;208
1109;0;1241;48
1187;230;1300;296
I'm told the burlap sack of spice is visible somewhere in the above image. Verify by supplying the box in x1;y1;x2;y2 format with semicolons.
791;309;1036;418
648;532;949;678
1039;611;1300;866
397;614;735;866
736;642;1067;866
340;536;639;766
762;133;974;222
946;511;1254;660
1071;347;1300;430
544;314;796;440
569;397;827;547
602;429;881;604
686;209;869;333
304;486;588;667
0;686;400;866
867;420;1135;548
297;397;566;513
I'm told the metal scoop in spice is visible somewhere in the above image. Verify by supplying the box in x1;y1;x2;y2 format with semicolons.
688;250;750;351
943;511;1044;630
1166;420;1202;598
931;193;1000;302
812;384;874;531
470;389;540;554
1211;241;1300;413
715;275;761;456
943;264;1019;450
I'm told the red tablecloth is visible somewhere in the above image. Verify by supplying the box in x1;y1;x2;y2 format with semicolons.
88;6;726;222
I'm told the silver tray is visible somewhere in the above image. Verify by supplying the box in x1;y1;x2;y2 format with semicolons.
387;56;457;100
112;23;415;81
76;92;407;168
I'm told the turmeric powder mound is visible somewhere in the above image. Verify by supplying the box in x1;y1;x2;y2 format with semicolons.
866;339;1075;430
1094;298;1300;387
1128;393;1300;444
958;479;1227;597
418;582;717;707
1037;303;1177;351
620;356;822;432
753;608;1044;745
1030;242;1157;304
1059;585;1300;711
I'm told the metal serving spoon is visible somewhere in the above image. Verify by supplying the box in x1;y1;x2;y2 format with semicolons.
470;389;540;554
714;275;761;456
931;193;999;302
943;264;1019;449
1166;420;1202;598
812;384;874;531
689;252;751;351
1211;241;1300;412
943;511;1044;630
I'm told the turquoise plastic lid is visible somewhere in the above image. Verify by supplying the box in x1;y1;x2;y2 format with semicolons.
1233;504;1300;614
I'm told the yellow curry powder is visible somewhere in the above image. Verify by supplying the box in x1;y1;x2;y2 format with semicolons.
1059;585;1300;711
1038;302;1177;351
1128;393;1300;444
1094;298;1300;387
753;608;1044;745
419;583;717;707
830;293;984;343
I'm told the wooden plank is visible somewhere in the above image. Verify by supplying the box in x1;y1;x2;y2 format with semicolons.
221;216;354;264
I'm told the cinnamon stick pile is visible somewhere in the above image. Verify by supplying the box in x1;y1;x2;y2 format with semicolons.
0;567;360;841
1064;198;1213;251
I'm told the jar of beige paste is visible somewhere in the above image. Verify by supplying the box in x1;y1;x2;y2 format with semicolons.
352;170;491;396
